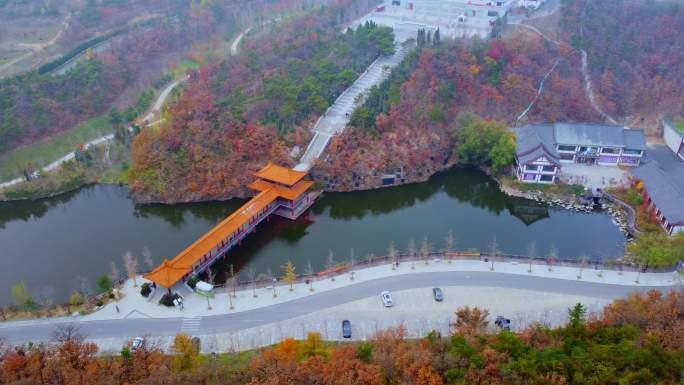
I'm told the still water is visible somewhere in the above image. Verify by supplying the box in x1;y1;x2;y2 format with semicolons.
0;167;625;304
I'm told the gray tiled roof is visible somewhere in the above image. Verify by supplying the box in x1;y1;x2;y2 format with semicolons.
554;122;637;148
514;124;559;164
632;145;684;225
623;129;647;150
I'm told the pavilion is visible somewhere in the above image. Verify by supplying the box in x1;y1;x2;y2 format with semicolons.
144;163;317;290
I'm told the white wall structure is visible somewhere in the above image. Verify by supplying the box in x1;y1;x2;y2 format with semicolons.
663;120;684;161
349;0;514;41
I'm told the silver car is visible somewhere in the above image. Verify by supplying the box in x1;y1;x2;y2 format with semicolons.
381;291;393;307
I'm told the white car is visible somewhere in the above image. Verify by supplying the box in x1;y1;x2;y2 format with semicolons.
381;291;393;307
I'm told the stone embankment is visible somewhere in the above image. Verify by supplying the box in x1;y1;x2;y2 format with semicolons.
500;182;634;238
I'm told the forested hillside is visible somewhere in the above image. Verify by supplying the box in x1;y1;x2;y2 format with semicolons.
0;0;336;159
562;0;684;123
0;290;681;384
129;0;390;203
316;35;598;190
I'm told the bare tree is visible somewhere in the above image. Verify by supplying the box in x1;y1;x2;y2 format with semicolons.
229;264;237;298
488;237;499;271
110;261;120;282
227;277;236;310
207;267;216;287
246;268;257;298
266;268;277;298
444;230;455;263
408;238;416;269
527;241;537;273
142;246;154;270
305;261;315;292
388;241;399;270
325;251;336;282
577;256;589;279
349;248;356;281
122;251;139;287
547;246;558;272
420;237;431;265
50;324;85;344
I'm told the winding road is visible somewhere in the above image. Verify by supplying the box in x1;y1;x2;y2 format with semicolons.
0;272;671;346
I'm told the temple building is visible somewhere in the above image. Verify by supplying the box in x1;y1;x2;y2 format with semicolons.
514;123;646;184
632;145;684;236
145;163;318;289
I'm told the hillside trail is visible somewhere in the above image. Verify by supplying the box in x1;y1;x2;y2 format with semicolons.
509;3;617;125
0;13;72;78
0;20;260;190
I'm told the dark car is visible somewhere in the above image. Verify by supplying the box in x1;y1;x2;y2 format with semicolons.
342;320;352;339
432;287;444;302
495;316;511;331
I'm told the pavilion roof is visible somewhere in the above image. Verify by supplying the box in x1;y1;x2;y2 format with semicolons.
254;162;306;186
144;259;192;289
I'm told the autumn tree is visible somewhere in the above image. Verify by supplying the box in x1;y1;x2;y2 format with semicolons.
172;333;199;372
282;261;297;291
451;306;489;335
10;282;36;311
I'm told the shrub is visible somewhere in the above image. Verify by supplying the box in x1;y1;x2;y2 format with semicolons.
623;189;643;207
159;293;176;307
69;292;84;307
96;275;113;293
140;283;152;298
187;277;199;289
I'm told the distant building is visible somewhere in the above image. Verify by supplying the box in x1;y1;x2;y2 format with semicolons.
514;123;646;184
520;0;545;10
631;145;684;236
663;119;684;161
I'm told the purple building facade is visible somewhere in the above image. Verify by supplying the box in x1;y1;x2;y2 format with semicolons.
514;123;646;184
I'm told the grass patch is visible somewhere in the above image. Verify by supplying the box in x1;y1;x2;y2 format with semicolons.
502;175;584;197
671;118;684;136
100;162;130;184
0;115;111;180
172;59;201;77
198;350;258;371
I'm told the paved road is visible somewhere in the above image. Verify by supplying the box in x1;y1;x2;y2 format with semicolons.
0;272;670;345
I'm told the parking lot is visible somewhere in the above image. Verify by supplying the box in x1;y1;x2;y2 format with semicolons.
92;285;609;353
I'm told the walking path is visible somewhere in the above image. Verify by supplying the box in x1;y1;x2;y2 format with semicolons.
0;13;72;79
230;27;251;56
295;44;411;171
0;76;185;190
0;260;679;352
508;1;617;126
0;20;258;191
87;258;680;322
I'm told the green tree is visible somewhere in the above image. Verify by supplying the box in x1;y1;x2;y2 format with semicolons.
69;291;84;307
454;115;515;173
568;302;586;328
96;275;113;294
627;232;684;268
11;282;36;311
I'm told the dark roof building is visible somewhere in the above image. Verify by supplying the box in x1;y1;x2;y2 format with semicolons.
513;122;646;184
632;145;684;235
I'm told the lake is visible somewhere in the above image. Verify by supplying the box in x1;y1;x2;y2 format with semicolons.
0;167;625;304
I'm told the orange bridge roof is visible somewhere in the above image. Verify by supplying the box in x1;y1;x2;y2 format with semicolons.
144;165;313;289
254;162;307;186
